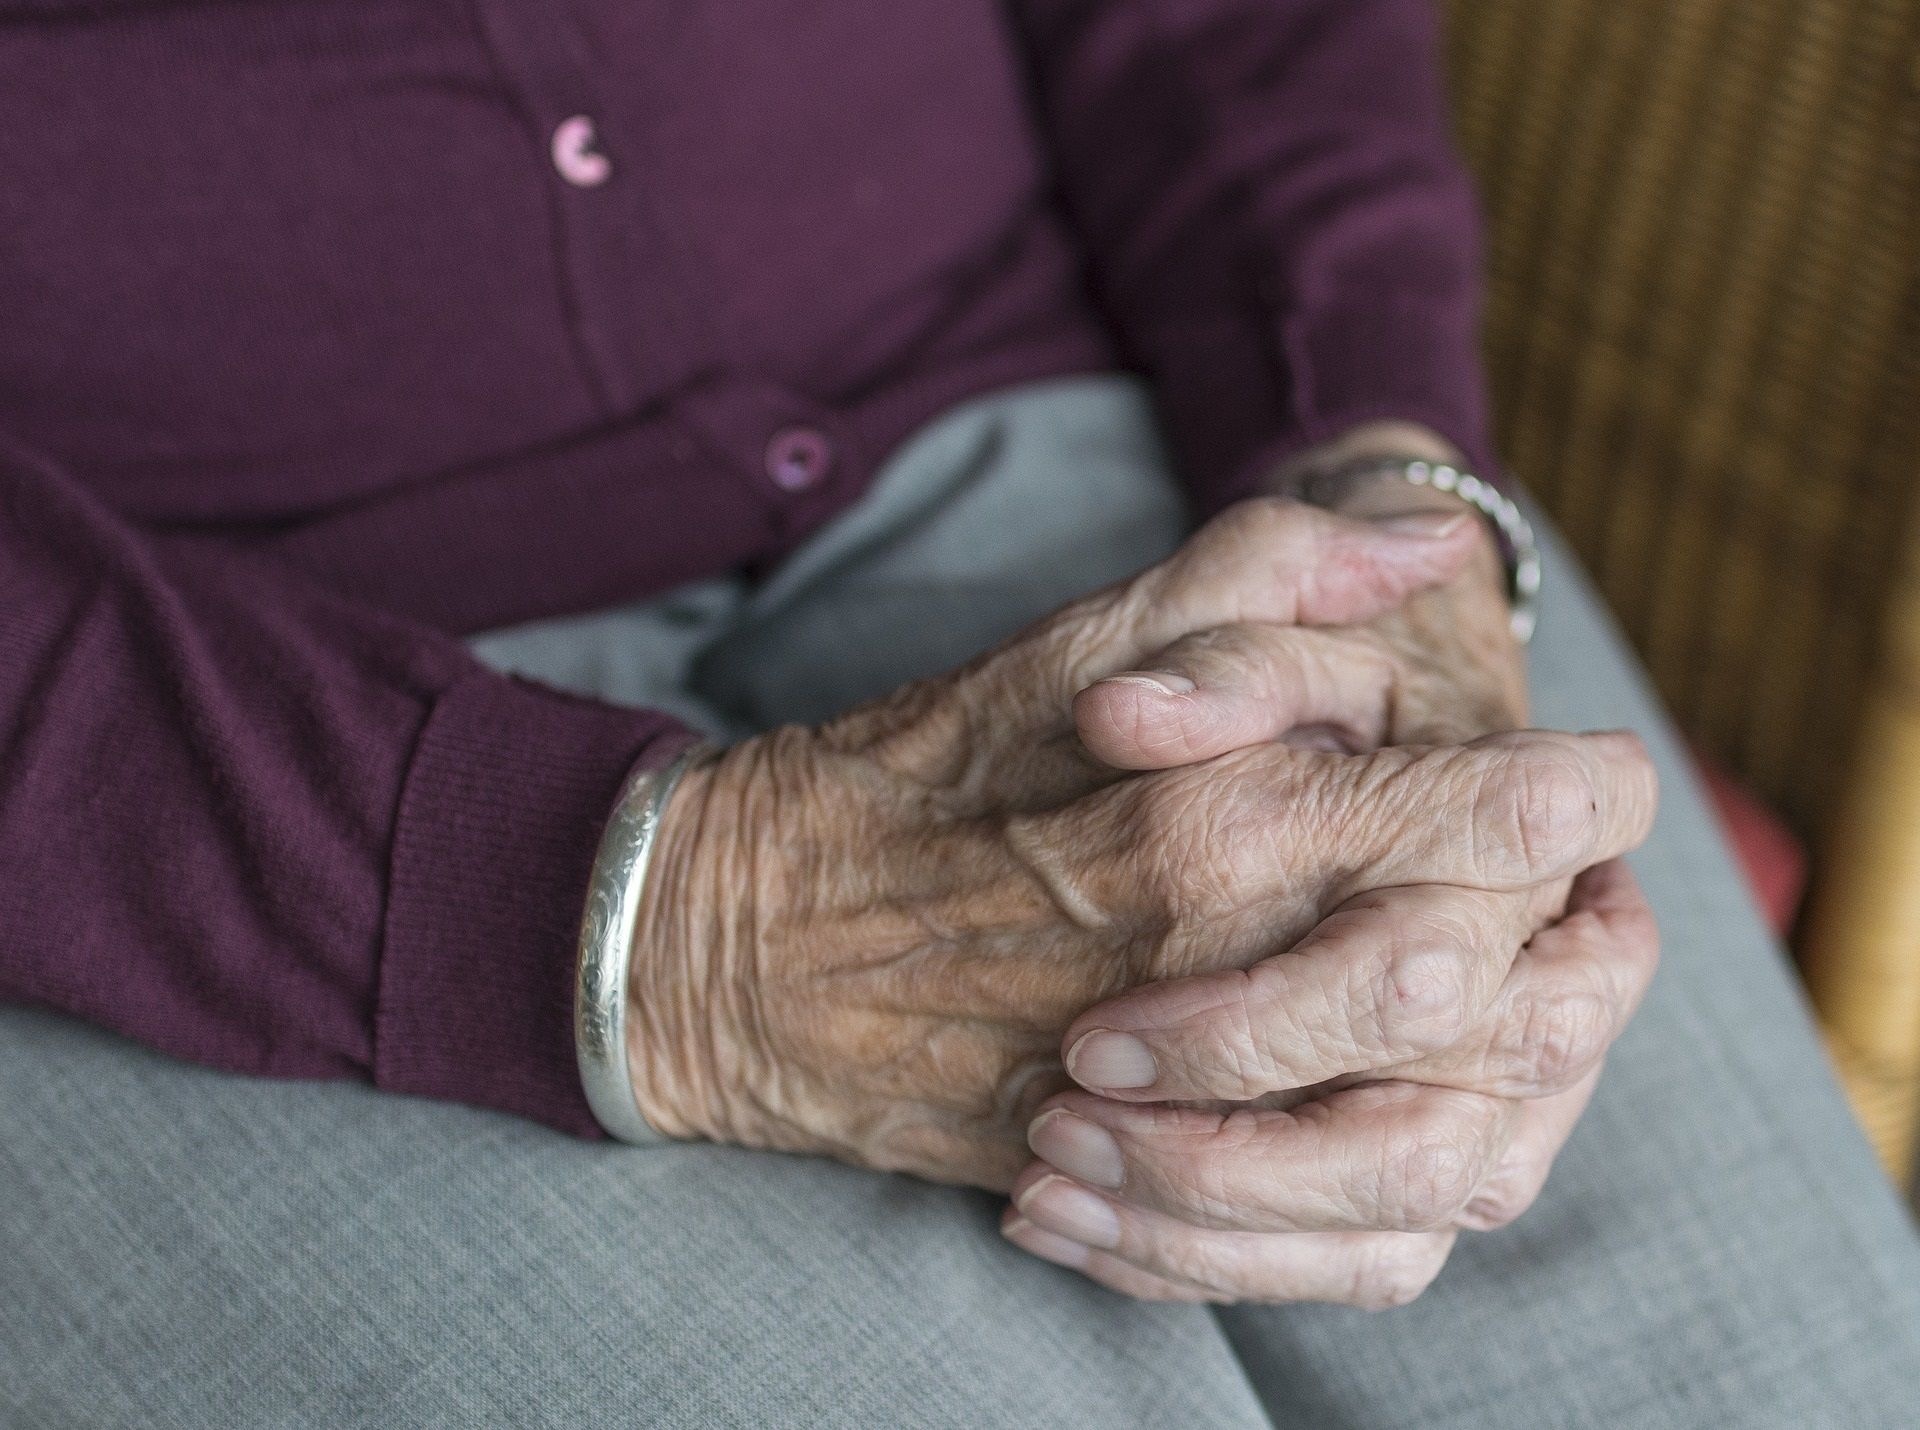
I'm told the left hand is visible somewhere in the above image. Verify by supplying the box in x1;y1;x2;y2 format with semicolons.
1073;421;1528;767
1000;431;1662;1305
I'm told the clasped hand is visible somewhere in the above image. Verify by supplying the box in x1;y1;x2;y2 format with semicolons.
630;493;1659;1307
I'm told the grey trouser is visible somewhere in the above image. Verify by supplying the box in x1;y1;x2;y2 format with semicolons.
4;377;1918;1428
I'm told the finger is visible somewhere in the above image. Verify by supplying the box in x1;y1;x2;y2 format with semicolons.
1061;883;1533;1101
1003;1180;1456;1308
1324;730;1661;895
1074;624;1397;771
1066;862;1651;1105
1456;1067;1601;1231
1147;497;1481;631
967;498;1478;719
1001;1214;1224;1302
1396;861;1658;1099
1109;728;1660;925
1084;729;1657;954
871;498;1477;803
1025;1083;1516;1234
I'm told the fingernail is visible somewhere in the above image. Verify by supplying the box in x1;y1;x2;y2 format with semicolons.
1017;1174;1122;1249
1065;1029;1158;1090
1096;671;1196;696
1027;1109;1126;1189
1372;510;1469;539
1002;1215;1090;1268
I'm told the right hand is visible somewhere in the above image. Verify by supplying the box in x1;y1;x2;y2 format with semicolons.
625;499;1658;1194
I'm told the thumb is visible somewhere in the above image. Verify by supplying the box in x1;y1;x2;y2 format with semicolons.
1151;498;1480;634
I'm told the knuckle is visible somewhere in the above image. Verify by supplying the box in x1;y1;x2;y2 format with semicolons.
1162;1233;1241;1295
1475;754;1596;881
1180;501;1258;573
1383;1130;1480;1230
1220;494;1307;545
1363;931;1474;1059
1192;498;1320;584
1506;983;1613;1091
1347;1238;1451;1311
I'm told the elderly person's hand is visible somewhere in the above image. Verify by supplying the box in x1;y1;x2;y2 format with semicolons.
999;443;1662;1306
629;497;1657;1265
1072;421;1529;771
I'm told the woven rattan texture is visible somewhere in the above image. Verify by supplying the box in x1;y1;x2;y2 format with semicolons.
1445;0;1920;843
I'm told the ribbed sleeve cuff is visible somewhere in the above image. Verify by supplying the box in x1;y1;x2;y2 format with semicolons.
375;670;696;1136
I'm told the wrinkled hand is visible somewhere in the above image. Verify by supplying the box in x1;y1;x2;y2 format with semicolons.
999;470;1662;1307
628;498;1657;1250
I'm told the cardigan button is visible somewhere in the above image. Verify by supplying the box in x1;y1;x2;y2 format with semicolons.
551;116;611;188
765;426;834;492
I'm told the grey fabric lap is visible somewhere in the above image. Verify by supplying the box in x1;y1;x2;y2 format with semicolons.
4;376;1917;1427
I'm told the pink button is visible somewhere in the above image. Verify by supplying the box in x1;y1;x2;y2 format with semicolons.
765;426;834;492
551;115;611;188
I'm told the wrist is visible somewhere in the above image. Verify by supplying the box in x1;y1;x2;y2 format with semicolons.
572;742;718;1144
621;750;732;1143
1263;420;1463;496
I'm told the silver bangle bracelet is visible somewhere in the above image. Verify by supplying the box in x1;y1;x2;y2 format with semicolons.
1312;456;1542;644
575;742;714;1145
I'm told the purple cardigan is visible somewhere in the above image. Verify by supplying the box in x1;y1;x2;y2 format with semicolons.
0;0;1492;1135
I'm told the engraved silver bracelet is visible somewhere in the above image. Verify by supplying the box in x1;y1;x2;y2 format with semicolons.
1311;456;1542;644
575;742;714;1145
